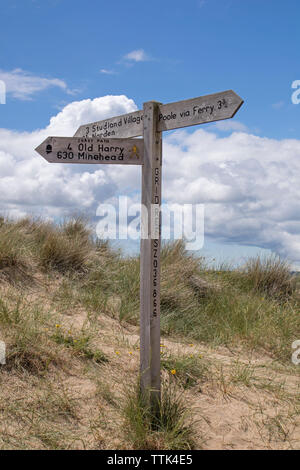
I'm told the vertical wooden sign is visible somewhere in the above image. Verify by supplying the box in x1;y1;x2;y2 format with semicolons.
140;102;162;414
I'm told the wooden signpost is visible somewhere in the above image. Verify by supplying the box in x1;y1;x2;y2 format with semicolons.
75;90;243;139
36;90;244;413
35;136;144;165
74;109;144;139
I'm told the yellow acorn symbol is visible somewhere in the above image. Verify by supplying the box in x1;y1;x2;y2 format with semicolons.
130;145;139;159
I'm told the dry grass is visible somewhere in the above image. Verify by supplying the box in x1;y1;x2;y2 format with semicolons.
0;220;34;284
0;216;299;449
241;255;297;300
0;293;67;375
122;378;196;450
39;218;94;273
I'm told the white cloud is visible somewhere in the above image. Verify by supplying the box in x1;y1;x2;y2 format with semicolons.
0;95;137;220
272;101;285;109
123;49;149;62
0;68;73;100
46;94;138;135
1;95;300;266
163;129;300;264
100;69;117;75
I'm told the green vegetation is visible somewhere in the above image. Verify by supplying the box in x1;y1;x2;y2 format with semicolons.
161;351;209;388
0;216;299;450
0;217;299;363
0;295;62;375
52;327;108;364
122;379;196;450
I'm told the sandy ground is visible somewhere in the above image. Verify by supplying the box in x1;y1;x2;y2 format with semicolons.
0;283;299;450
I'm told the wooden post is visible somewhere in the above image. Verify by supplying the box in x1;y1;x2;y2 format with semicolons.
140;101;162;415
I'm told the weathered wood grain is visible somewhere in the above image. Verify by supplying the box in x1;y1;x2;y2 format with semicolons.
140;102;162;413
74;110;144;139
74;90;243;138
157;90;244;131
35;136;144;165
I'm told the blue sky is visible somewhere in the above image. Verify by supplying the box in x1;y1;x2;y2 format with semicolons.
1;0;300;136
0;0;300;266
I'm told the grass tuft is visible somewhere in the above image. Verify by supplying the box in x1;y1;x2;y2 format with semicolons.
0;295;63;375
241;255;296;300
122;379;196;450
39;229;91;273
52;327;108;364
0;221;33;283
